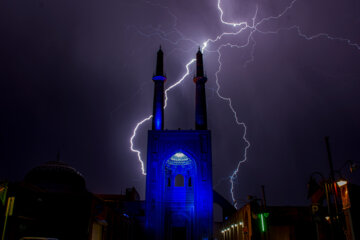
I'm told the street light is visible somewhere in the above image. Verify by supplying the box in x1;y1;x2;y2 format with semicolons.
336;179;348;188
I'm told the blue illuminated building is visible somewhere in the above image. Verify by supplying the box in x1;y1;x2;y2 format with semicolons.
146;48;213;239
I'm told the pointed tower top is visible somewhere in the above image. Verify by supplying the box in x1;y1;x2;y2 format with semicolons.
195;48;204;78
154;47;165;79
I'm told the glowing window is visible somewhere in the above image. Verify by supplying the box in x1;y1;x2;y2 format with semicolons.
174;174;184;187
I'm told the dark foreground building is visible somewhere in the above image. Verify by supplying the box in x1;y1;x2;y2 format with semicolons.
215;181;360;240
217;202;317;240
0;161;144;240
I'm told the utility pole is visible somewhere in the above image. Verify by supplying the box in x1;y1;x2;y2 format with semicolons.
324;137;344;240
261;185;269;240
261;185;267;210
2;196;15;240
325;137;336;182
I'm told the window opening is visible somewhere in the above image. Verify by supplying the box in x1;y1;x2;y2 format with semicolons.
174;174;184;187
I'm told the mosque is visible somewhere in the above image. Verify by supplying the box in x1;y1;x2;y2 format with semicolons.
145;47;214;240
1;47;345;240
0;48;236;240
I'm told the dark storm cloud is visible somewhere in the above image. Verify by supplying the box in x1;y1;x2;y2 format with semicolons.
1;0;360;206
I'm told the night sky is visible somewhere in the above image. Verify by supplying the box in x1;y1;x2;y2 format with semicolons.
1;0;360;207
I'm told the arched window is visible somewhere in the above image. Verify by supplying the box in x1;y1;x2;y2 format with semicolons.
174;174;184;187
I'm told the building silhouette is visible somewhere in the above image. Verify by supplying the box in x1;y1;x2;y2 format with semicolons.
145;48;213;240
0;160;145;240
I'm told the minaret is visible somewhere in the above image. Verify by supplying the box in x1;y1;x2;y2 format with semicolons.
193;48;208;130
152;47;166;130
146;47;213;240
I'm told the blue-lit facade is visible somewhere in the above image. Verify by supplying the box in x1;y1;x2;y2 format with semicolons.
146;130;213;240
146;48;213;239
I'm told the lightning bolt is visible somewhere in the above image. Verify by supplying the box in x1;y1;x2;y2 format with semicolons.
130;59;196;175
129;0;360;208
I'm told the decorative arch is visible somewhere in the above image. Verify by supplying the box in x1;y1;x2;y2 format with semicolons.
162;152;197;192
162;150;197;173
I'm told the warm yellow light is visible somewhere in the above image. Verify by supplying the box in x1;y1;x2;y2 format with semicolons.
325;216;330;221
337;180;348;187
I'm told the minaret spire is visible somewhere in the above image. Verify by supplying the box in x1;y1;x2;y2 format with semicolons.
152;47;166;130
156;45;164;76
194;48;208;130
196;47;204;77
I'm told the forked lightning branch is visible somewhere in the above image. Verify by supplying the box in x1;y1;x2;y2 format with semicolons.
130;0;360;208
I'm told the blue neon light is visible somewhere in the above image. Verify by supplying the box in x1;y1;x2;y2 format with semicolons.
152;75;166;81
154;107;162;130
155;118;161;130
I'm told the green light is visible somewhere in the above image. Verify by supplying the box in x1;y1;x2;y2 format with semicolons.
258;212;269;232
260;214;265;232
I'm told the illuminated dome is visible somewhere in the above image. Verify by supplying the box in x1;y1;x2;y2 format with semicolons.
166;152;192;167
24;161;86;192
